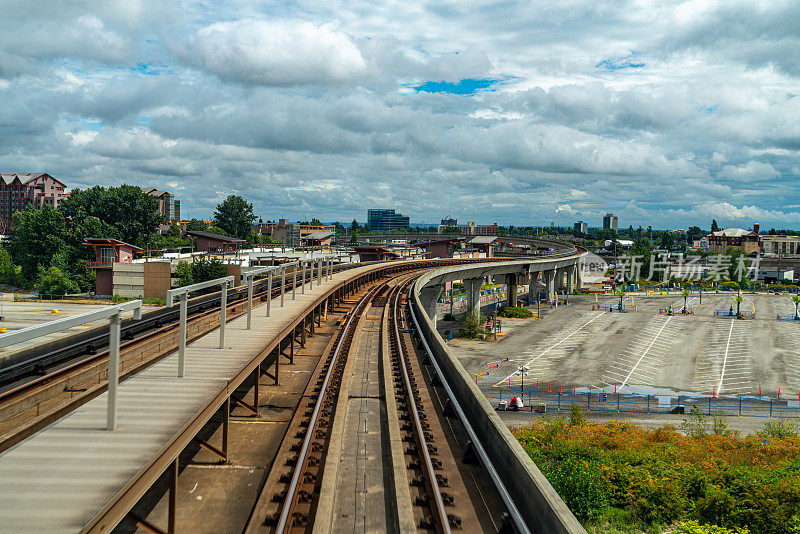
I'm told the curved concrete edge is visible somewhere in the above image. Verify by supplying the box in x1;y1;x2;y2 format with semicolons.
412;259;587;534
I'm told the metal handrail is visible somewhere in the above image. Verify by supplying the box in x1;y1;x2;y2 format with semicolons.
0;300;143;431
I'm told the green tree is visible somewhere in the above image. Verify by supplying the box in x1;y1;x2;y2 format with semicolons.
616;288;626;310
35;265;79;296
0;248;21;286
60;185;161;248
174;261;194;287
711;219;720;232
734;294;744;317
212;195;256;238
187;218;207;231
350;219;360;234
792;295;800;320
7;205;68;286
191;257;228;284
682;289;691;314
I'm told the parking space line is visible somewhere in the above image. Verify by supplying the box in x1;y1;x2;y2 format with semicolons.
620;316;672;390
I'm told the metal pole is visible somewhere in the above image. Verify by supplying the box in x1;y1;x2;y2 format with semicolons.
219;281;227;349
302;262;306;294
281;268;285;307
107;312;121;431
292;263;297;300
247;277;253;330
267;272;272;317
178;298;187;377
317;260;322;286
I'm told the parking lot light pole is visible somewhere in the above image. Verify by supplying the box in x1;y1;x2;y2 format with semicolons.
516;365;530;394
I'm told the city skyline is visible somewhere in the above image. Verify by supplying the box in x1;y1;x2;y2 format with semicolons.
1;1;798;228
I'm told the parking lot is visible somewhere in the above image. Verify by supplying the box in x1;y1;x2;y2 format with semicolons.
447;292;800;399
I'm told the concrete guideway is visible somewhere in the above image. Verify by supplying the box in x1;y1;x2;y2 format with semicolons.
412;256;587;534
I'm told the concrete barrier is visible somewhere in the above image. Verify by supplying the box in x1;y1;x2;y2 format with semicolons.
413;265;586;534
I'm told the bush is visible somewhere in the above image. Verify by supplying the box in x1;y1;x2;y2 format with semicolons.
761;418;800;439
442;313;456;322
35;265;79;296
497;306;535;318
457;308;489;339
514;418;800;533
681;405;708;437
568;403;586;426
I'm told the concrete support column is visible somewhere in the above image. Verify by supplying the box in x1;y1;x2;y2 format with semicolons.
567;267;574;294
546;270;556;302
418;285;441;330
528;272;539;304
576;263;584;289
465;278;482;320
506;273;518;307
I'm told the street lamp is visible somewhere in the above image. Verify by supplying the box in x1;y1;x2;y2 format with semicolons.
516;365;530;394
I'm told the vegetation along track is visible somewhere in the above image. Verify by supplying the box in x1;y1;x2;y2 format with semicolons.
246;270;506;533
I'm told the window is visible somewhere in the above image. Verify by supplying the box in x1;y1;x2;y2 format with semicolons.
100;248;114;264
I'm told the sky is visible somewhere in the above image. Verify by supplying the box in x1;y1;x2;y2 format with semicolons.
1;1;799;230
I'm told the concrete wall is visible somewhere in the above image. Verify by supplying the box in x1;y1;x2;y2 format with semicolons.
113;262;174;299
413;260;586;534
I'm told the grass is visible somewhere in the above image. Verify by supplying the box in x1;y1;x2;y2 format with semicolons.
512;411;800;534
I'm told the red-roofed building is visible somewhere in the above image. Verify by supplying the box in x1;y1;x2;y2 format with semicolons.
419;238;463;259
186;230;246;254
83;238;144;295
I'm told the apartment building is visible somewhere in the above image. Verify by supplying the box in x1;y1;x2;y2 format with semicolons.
0;173;68;233
437;221;498;236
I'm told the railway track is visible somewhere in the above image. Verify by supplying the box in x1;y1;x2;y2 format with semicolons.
246;270;507;533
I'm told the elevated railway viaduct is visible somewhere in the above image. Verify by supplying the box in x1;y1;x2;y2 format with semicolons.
0;251;585;533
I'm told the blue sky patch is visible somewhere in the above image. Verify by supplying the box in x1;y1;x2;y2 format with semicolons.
413;78;498;95
596;51;646;71
697;105;718;114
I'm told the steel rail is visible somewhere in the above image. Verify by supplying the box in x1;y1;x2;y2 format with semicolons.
274;283;382;533
392;280;451;534
407;281;532;534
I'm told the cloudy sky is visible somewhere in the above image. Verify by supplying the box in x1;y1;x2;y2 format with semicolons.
1;1;798;229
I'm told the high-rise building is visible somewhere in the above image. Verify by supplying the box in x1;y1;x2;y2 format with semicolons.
141;187;180;223
574;221;588;233
367;209;410;231
440;217;457;226
0;173;68;233
603;213;618;231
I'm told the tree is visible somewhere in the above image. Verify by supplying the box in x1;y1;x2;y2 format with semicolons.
213;195;256;239
187;219;207;231
682;289;691;314
792;295;800;320
191;257;228;285
616;288;626;310
7;205;68;286
734;294;744;317
174;261;194;287
711;219;720;232
350;219;360;234
0;248;21;286
60;185;161;248
35;265;79;296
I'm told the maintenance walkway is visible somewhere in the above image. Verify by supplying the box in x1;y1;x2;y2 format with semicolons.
0;263;377;532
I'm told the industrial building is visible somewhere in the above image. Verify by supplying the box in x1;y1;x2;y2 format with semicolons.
367;209;410;231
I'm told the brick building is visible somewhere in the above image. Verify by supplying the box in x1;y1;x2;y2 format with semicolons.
708;224;760;253
0;173;68;233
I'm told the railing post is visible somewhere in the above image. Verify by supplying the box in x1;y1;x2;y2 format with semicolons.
178;297;187;377
317;260;322;286
267;271;272;317
588;391;591;411
739;396;742;416
770;397;773;418
219;280;227;349
247;276;253;330
292;263;297;300
302;262;306;294
281;268;285;307
107;312;121;431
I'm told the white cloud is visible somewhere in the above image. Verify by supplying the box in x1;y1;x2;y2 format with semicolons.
718;160;780;181
187;19;367;86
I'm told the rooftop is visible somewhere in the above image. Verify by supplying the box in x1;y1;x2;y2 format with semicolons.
302;230;335;241
82;238;144;252
711;228;755;237
469;236;498;245
185;230;246;243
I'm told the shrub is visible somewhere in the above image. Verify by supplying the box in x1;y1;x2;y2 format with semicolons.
568;403;586;426
35;265;79;296
675;520;750;534
761;418;800;439
457;308;489;339
681;405;708;437
497;306;534;318
442;313;456;322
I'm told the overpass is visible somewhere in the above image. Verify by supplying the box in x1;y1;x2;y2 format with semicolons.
0;252;585;533
356;233;578;256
